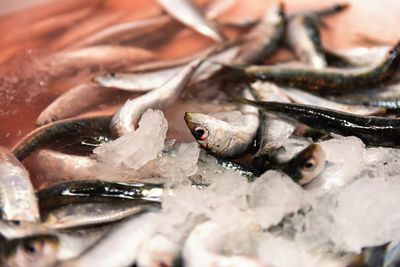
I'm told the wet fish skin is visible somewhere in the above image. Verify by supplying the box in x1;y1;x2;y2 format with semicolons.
281;143;326;185
226;92;400;148
111;57;205;136
234;3;286;64
11;114;112;161
38;180;163;211
0;234;59;267
157;0;226;42
184;89;259;158
0;147;39;223
224;41;400;93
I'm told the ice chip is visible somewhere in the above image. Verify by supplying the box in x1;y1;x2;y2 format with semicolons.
93;109;168;170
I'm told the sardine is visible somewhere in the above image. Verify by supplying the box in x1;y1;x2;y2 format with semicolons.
43;202;159;229
12;113;112;161
38;180;163;211
36;83;131;126
0;147;39;223
223;41;400;93
226;92;400;148
184;88;259;158
156;0;226;42
234;3;285;64
0;234;59;267
111;57;205;136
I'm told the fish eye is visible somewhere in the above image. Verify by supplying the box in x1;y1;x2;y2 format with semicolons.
23;240;42;255
194;126;208;140
302;159;316;171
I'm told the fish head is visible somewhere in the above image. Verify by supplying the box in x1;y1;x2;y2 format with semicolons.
184;112;236;157
285;143;326;185
1;234;59;267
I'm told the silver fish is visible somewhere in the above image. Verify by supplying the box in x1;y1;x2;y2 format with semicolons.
111;57;205;136
35;83;131;126
43;202;159;229
185;88;259;158
326;46;391;67
0;146;39;223
156;0;226;42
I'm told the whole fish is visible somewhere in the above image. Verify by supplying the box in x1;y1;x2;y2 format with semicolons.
12;113;112;161
226;91;400;148
36;83;131;126
156;0;226;42
0;234;59;267
223;41;400;93
38;180;163;211
43;202;159;229
111;57;206;136
184;88;259;158
0;147;39;223
234;3;285;64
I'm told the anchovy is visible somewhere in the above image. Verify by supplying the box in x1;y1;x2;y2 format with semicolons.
156;0;226;42
226;91;400;147
38;180;163;211
184;88;259;158
0;234;59;267
234;3;285;64
0;147;39;223
224;41;400;93
111;57;205;136
12;113;112;161
43;202;159;229
284;87;386;115
36;83;131;126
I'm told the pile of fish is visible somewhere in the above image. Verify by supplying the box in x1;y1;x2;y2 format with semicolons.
3;0;400;266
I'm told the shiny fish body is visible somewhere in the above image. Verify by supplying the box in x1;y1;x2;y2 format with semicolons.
234;3;285;64
284;87;386;115
0;147;39;223
184;89;259;158
228;93;400;148
157;0;226;42
111;57;205;136
12;114;112;161
325;46;391;67
286;14;327;68
43;202;159;229
227;42;400;93
38;180;163;211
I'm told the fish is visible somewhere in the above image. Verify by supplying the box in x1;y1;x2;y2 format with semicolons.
284;87;386;115
0;146;39;223
38;180;163;211
11;113;112;161
111;56;206;136
234;3;285;64
183;221;263;267
38;45;157;76
281;143;326;185
224;91;400;148
184;88;259;158
156;0;226;42
92;66;183;91
222;41;400;93
332;98;400;111
286;13;327;68
60;213;159;267
35;83;131;126
43;202;160;229
0;234;59;267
